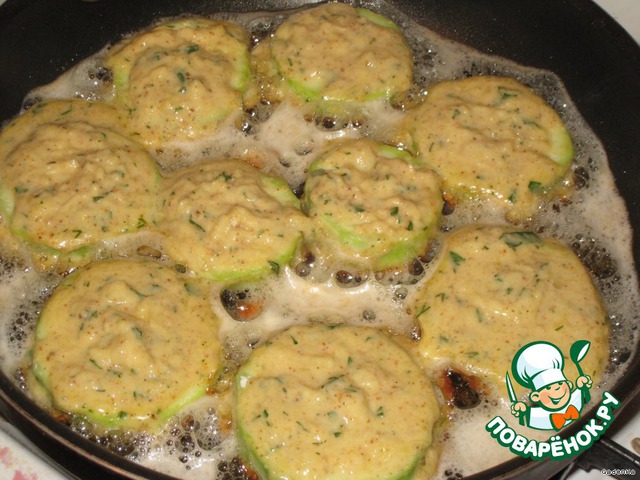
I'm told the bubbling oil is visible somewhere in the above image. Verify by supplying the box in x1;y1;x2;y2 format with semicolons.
0;1;638;479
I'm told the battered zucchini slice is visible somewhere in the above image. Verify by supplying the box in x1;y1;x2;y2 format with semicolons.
302;139;443;271
251;3;413;117
158;159;307;283
104;17;250;150
410;225;609;392
0;99;129;158
235;324;441;480
31;259;222;430
403;76;574;221
0;100;159;269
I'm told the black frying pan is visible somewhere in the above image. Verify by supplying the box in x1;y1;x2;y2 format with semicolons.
0;0;639;479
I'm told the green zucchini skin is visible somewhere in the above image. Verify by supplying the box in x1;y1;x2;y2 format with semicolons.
404;75;574;222
234;324;440;480
0;99;160;271
248;2;413;124
105;17;250;150
159;159;307;284
31;259;222;431
411;225;610;393
303;139;442;271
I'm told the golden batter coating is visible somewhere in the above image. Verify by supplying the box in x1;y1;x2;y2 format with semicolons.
158;159;307;283
235;324;441;480
31;259;222;430
250;3;413;119
105;17;250;152
0;99;159;269
303;138;442;271
403;76;574;221
411;225;609;392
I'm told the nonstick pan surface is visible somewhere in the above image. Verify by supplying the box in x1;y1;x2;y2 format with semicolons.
0;1;639;479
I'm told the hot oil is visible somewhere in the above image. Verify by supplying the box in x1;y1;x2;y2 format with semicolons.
0;1;638;479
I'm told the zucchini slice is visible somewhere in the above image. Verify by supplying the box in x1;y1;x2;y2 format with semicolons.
158;159;307;283
31;259;221;431
411;225;609;392
104;17;250;150
235;324;440;480
403;76;574;221
0;100;160;269
267;3;413;105
302;139;442;271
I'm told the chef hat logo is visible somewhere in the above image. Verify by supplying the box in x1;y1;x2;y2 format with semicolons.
512;341;568;391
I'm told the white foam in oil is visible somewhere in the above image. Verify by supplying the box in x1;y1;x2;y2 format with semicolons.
1;2;638;480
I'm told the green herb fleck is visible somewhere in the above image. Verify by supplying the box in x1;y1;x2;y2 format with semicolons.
137;216;147;229
79;310;98;332
176;71;187;93
500;231;541;249
498;87;518;102
217;171;233;182
322;375;344;388
129;286;149;299
449;251;465;265
132;326;143;339
268;261;281;275
528;181;543;192
189;215;205;232
415;304;430;318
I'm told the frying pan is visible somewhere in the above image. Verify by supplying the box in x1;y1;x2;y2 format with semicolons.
0;0;639;479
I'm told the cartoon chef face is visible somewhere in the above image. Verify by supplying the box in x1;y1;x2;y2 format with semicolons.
529;380;573;411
